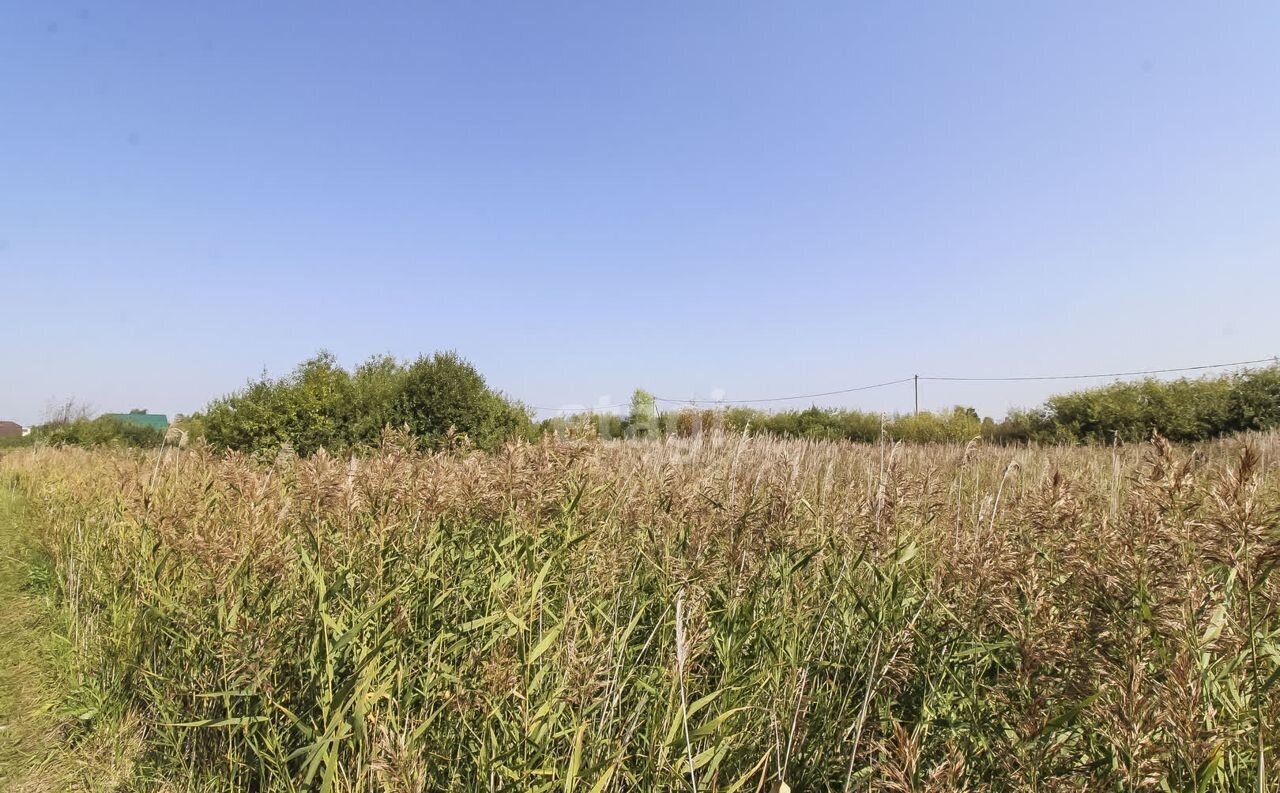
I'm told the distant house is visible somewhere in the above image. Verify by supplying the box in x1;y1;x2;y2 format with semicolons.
102;411;170;432
0;421;22;439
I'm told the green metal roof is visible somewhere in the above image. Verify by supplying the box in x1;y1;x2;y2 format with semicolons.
102;412;170;431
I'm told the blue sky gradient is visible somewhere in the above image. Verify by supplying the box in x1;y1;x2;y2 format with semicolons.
3;2;1278;425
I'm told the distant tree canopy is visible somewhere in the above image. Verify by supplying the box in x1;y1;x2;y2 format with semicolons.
3;399;167;450
1037;365;1280;443
627;389;658;438
199;351;533;455
32;416;165;448
19;359;1279;454
542;366;1280;446
544;404;985;444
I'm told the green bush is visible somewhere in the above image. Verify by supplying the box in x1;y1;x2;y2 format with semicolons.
32;416;164;448
980;408;1051;445
610;366;1280;447
0;433;34;450
203;351;531;455
758;406;882;442
350;354;410;444
1227;366;1280;432
887;406;983;443
198;362;1280;455
396;352;533;451
1040;366;1279;443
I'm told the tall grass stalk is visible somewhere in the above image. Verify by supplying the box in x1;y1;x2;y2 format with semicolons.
2;430;1278;791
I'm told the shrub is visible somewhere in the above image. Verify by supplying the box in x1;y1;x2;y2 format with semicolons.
0;433;34;450
887;406;982;443
204;351;531;455
1042;366;1280;443
1227;366;1280;432
981;407;1052;445
396;352;532;451
350;354;410;445
32;416;164;448
626;389;659;438
620;366;1280;447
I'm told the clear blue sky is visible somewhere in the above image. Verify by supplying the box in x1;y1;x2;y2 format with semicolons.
3;2;1278;425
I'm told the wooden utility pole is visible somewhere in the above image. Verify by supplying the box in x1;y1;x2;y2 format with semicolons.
914;374;919;415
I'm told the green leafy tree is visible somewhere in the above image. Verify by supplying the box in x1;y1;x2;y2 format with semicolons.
350;354;411;444
203;350;530;455
204;376;291;454
204;352;355;455
173;412;208;441
290;352;356;453
1228;366;1280;432
888;406;982;443
627;389;658;438
396;352;531;451
1031;365;1280;444
33;416;164;448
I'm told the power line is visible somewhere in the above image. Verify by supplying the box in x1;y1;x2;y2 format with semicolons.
652;378;914;406
530;378;914;412
530;378;915;412
528;355;1275;414
919;356;1277;383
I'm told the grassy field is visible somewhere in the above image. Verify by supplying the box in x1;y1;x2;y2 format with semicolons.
2;432;1279;791
0;486;57;789
0;477;138;790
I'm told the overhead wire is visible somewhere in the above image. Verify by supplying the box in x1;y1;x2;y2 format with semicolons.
919;356;1276;382
529;355;1276;414
652;377;914;405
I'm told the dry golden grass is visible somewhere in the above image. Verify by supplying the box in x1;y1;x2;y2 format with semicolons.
2;430;1279;791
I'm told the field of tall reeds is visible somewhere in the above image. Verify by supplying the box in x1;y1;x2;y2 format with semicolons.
3;431;1279;791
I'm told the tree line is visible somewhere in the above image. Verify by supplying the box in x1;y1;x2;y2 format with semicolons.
5;351;534;455
8;354;1279;452
189;351;534;455
547;365;1280;445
